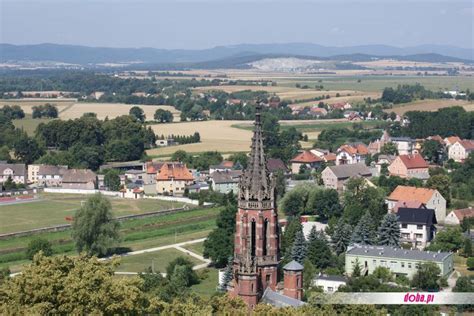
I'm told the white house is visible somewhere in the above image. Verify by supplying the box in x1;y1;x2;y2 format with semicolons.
448;140;474;162
445;207;474;225
397;208;437;249
335;144;369;165
312;274;347;293
210;170;241;194
0;163;26;185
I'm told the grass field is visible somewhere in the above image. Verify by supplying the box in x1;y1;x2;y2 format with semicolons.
13;114;52;135
390;99;474;115
454;254;474;277
0;193;191;234
182;241;205;255
0;206;220;272
116;248;203;273
0;99;76;114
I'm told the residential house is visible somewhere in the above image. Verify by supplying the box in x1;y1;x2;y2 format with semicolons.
37;165;68;187
386;185;446;223
27;164;40;184
120;182;144;199
310;148;330;158
335;143;369;165
312;275;347;293
397;208;437;248
321;163;372;191
330;102;352;110
61;169;97;190
448;139;474;162
390;137;414;155
125;169;146;183
309;107;327;118
444;136;461;148
209;160;234;174
387;154;429;179
268;96;281;108
374;154;396;175
445;207;474;225
290;151;323;174
345;245;453;279
185;182;210;194
145;161;164;184
392;200;427;213
0;163;26;185
210;170;242;194
368;130;391;154
156;162;194;196
267;158;289;175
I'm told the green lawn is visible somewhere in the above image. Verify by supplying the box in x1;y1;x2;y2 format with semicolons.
12;113;53;136
191;267;220;298
454;254;474;277
182;241;205;256
116;248;203;273
0;193;190;234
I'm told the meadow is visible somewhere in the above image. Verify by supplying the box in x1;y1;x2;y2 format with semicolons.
0;193;190;234
389;99;474;115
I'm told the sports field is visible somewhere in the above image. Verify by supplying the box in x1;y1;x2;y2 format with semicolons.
0;193;188;234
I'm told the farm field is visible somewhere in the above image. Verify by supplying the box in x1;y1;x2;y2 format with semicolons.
59;103;180;121
115;248;203;273
0;193;189;234
147;119;384;156
390;99;474;115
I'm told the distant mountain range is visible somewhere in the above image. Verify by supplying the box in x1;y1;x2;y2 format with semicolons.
0;43;472;67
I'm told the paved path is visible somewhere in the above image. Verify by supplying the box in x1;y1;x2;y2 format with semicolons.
446;270;460;292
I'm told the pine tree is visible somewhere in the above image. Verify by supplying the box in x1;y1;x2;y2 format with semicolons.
351;211;376;245
219;256;234;291
307;227;333;269
352;258;361;277
332;218;352;255
378;213;401;247
290;227;307;264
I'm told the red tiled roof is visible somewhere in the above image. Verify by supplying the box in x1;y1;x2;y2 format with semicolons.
291;151;322;163
445;136;461;145
459;140;474;151
338;144;369;155
398;154;428;169
393;200;426;213
388;185;436;204
453;207;474;221
323;153;337;162
157;163;194;181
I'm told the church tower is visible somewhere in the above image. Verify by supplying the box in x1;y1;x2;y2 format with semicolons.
230;102;280;309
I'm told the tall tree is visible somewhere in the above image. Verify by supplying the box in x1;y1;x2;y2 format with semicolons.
71;194;120;256
290;227;307;264
378;213;400;247
426;174;451;206
281;218;303;256
306;227;333;269
351;211;376;245
103;169;121;191
129;106;145;123
411;262;442;291
154;109;173;123
219;256;234;291
332;218;352;255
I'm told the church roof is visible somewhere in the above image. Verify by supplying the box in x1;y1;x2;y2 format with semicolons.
283;260;304;271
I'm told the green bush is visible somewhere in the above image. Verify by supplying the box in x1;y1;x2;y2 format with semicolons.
26;238;53;260
467;257;474;270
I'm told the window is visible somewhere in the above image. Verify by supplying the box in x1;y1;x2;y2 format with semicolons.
263;219;268;256
381;260;386;267
328;287;334;292
251;220;256;257
417;225;423;230
401;262;405;268
415;233;423;239
373;259;377;264
402;224;407;229
266;274;271;284
408;263;412;269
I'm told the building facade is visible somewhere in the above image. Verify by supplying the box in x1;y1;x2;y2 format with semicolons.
345;245;453;279
0;163;27;185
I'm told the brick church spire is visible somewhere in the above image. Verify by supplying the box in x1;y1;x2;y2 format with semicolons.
231;101;280;309
238;101;276;209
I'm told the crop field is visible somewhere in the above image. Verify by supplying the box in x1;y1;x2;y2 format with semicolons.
116;248;203;273
0;193;189;234
148;120;253;155
0;98;76;114
390;100;474;115
59;103;180;121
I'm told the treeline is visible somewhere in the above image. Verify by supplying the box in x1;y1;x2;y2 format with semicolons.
0;105;24;119
381;83;452;104
32;104;58;118
315;124;384;151
34;115;156;169
402;107;474;139
157;132;201;144
171;150;223;170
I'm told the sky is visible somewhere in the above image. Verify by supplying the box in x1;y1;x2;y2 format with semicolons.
1;0;473;49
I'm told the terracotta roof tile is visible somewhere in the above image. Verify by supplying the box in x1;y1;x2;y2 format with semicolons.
453;207;474;221
445;136;461;145
398;154;428;169
459;140;474;151
156;163;194;181
291;151;322;163
388;185;437;204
